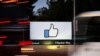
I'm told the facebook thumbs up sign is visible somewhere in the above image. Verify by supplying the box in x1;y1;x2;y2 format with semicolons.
44;24;58;38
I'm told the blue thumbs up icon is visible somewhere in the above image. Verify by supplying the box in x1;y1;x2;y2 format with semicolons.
44;24;58;38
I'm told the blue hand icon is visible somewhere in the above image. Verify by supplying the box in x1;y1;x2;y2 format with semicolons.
44;24;58;38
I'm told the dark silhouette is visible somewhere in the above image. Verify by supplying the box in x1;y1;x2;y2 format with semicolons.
47;0;73;21
32;0;73;21
87;17;100;42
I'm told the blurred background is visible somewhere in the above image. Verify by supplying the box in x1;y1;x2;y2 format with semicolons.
0;45;75;56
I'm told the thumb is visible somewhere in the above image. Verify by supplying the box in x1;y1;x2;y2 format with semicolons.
49;24;54;30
